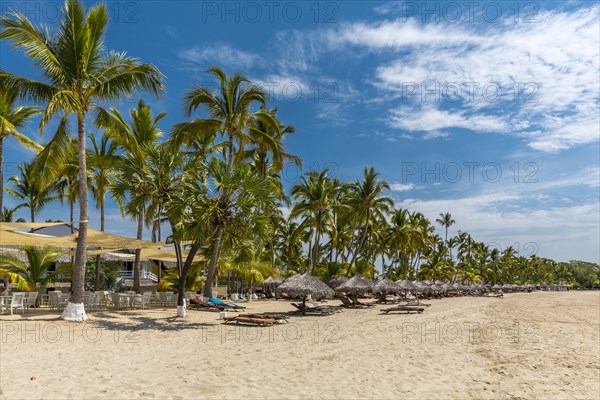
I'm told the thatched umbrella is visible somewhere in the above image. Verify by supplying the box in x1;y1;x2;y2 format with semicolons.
327;276;349;288
372;278;399;295
276;273;334;314
335;275;373;294
372;278;398;294
396;279;415;291
413;281;430;294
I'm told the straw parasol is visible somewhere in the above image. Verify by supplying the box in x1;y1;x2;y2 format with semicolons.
276;273;334;314
372;278;399;294
335;275;373;294
396;279;415;291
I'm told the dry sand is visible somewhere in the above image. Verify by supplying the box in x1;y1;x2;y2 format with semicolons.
1;291;598;399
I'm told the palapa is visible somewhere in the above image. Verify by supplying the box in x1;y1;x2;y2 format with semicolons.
276;273;334;314
276;273;334;300
335;275;373;294
372;278;399;294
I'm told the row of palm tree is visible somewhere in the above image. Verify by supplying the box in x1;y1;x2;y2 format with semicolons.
0;1;596;320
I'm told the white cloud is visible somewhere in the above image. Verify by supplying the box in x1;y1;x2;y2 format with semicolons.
317;6;600;152
423;130;449;140
390;183;416;192
179;44;262;71
389;106;510;133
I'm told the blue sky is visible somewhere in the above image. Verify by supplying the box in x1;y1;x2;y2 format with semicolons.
1;1;599;262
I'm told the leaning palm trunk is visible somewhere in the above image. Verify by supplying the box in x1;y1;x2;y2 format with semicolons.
176;243;200;317
62;115;88;321
203;224;224;298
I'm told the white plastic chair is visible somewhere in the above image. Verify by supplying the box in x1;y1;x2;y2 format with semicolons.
23;292;38;310
111;293;128;309
48;292;60;310
9;292;25;315
84;293;98;310
131;294;151;309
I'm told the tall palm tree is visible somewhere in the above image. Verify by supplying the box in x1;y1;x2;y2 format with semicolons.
190;159;276;298
436;212;455;242
180;67;277;168
5;162;59;222
89;132;118;290
291;170;338;274
273;217;304;271
348;166;393;267
0;0;164;319
0;88;42;215
98;100;165;292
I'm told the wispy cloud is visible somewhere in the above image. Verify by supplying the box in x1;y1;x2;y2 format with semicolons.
314;5;600;152
178;43;263;71
390;182;416;192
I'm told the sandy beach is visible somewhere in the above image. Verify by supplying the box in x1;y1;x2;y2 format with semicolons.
0;291;598;400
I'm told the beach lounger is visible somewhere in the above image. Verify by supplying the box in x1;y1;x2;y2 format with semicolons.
208;297;246;310
339;295;375;308
223;315;284;325
189;298;227;311
239;313;289;323
308;299;343;312
291;303;337;315
380;305;425;314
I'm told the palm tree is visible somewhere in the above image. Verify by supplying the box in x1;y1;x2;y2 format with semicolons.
436;212;455;242
273;217;304;271
181;67;276;168
5;162;59;222
291;170;337;274
0;246;66;291
98;100;165;293
0;88;42;215
191;159;276;298
348;167;393;267
1;0;164;318
89;132;118;290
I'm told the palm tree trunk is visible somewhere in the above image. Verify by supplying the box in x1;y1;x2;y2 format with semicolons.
349;212;370;267
152;206;162;282
62;114;88;321
94;198;105;291
30;206;35;223
133;211;143;293
228;132;234;168
176;242;200;308
203;224;224;298
311;225;321;275
69;195;74;233
0;135;4;215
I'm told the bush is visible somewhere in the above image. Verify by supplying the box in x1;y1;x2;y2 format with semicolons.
85;260;121;290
